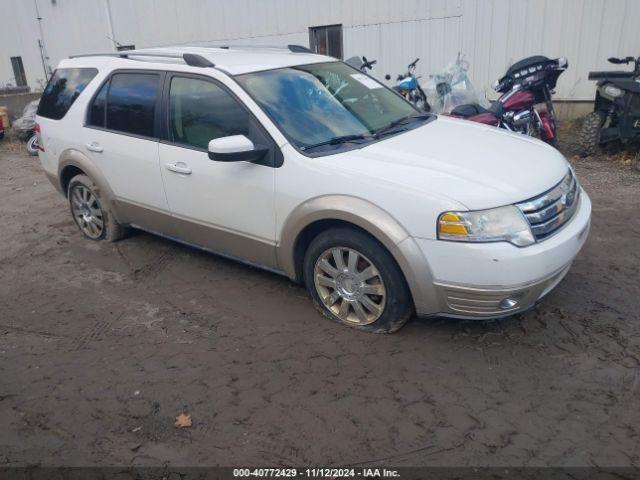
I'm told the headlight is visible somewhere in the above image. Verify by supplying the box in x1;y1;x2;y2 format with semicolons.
602;85;624;98
437;205;535;247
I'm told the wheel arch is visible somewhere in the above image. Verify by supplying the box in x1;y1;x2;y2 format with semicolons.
290;218;389;283
57;148;122;221
60;164;85;196
277;195;438;314
278;195;409;279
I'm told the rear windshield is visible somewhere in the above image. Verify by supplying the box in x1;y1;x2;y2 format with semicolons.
37;68;98;120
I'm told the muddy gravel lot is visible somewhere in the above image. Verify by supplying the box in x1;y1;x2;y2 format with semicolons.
0;126;639;469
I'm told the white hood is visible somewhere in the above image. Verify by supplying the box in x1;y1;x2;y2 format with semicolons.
326;116;569;210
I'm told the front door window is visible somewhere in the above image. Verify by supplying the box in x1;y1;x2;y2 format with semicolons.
168;76;250;150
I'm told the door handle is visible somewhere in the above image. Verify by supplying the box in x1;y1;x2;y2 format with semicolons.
86;142;103;153
166;162;192;175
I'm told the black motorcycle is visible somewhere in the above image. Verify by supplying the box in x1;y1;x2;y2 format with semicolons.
579;56;640;155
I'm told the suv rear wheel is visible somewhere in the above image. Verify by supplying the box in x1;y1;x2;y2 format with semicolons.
67;174;128;242
303;227;414;333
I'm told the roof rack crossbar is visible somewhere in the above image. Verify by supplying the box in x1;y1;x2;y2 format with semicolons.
69;52;215;68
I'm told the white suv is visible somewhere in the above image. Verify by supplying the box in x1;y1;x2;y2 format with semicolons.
36;45;591;333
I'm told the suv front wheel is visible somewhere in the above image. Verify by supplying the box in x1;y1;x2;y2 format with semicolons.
67;174;128;242
303;227;414;333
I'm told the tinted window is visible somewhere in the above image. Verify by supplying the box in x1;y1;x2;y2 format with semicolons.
169;76;250;149
38;68;98;120
88;80;108;127
106;73;159;137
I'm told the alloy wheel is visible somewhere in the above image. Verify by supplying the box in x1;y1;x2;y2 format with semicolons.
70;185;104;239
313;246;386;325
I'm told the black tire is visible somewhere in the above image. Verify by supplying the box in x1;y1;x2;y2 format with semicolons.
26;134;39;156
578;111;605;156
303;227;414;333
67;174;128;242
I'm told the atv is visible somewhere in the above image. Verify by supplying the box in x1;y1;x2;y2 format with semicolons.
579;56;640;155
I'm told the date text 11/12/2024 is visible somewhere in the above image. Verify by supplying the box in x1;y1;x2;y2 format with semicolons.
232;468;400;478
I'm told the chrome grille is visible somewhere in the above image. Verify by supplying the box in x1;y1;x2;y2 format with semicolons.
516;170;580;241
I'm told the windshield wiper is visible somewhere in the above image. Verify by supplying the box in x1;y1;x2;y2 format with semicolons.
373;114;431;139
301;134;371;152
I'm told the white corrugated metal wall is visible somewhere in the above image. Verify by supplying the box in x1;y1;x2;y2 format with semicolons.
1;0;639;101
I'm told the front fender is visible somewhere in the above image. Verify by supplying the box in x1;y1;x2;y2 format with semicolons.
277;195;438;313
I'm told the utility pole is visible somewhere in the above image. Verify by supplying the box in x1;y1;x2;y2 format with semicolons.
33;0;52;81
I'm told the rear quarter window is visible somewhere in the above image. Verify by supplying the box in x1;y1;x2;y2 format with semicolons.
37;68;98;120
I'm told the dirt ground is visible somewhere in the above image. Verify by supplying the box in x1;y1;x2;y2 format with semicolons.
0;123;639;469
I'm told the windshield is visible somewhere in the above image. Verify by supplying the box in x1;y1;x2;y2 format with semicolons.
236;62;425;152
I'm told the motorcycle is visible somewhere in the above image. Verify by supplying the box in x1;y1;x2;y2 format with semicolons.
12;99;40;156
385;58;430;112
579;55;640;156
449;56;568;145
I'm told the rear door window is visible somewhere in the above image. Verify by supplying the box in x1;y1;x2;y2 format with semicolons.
88;80;108;127
37;68;98;120
105;73;160;138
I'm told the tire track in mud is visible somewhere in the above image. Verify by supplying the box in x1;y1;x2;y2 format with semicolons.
114;242;176;281
73;312;125;351
0;323;69;339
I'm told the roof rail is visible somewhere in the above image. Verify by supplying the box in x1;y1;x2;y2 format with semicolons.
69;51;215;68
177;43;315;54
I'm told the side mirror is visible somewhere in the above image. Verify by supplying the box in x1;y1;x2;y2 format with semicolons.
208;135;268;162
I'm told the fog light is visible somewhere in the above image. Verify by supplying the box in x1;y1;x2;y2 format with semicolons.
499;298;519;310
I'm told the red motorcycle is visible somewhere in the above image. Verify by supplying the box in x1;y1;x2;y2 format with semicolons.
449;56;568;145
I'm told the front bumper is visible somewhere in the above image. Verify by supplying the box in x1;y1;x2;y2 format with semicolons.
403;190;591;318
431;262;571;318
